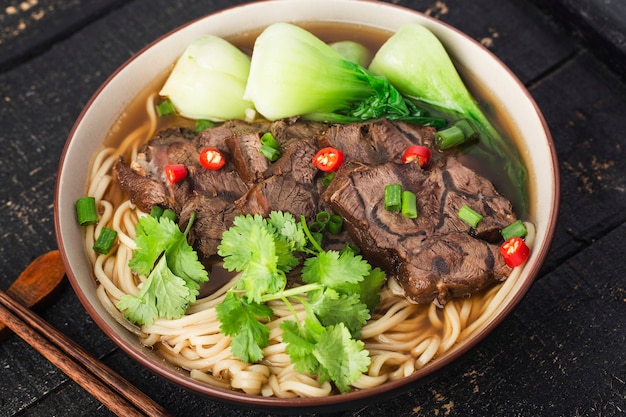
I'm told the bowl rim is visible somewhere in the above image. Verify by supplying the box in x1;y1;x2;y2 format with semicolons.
54;0;560;411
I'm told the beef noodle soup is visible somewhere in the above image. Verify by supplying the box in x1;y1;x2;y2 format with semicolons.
82;22;534;397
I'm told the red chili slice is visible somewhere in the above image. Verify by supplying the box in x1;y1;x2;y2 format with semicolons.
401;145;431;167
499;237;530;268
164;164;188;183
199;148;226;170
312;147;344;172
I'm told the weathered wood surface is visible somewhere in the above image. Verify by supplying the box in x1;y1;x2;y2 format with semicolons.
1;0;625;416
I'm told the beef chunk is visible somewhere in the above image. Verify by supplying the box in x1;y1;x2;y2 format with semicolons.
114;157;173;213
235;175;319;220
323;157;515;305
317;119;437;165
225;131;269;184
270;117;328;145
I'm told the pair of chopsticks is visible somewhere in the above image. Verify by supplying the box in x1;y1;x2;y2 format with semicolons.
0;289;172;417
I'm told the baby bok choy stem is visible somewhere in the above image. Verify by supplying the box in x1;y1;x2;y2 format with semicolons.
369;23;528;213
243;23;445;127
159;35;253;121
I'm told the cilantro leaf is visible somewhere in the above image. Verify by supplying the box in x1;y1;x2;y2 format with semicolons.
356;267;387;311
313;323;370;393
218;214;268;272
120;212;208;326
219;213;302;303
118;255;193;327
268;211;307;252
129;214;208;284
301;250;371;290
280;319;320;374
308;288;370;336
216;292;273;363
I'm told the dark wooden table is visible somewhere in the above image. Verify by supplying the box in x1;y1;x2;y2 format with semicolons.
1;0;625;416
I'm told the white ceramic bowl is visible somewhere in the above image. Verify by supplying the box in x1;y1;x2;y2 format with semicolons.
54;0;559;411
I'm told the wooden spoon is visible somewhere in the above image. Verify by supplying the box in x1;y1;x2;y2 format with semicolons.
0;250;65;340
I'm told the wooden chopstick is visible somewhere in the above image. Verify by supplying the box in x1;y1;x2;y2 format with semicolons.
0;289;172;417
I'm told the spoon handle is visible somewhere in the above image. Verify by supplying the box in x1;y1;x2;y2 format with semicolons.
0;288;172;417
0;251;65;340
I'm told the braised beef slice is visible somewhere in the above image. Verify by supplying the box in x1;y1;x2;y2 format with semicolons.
270;117;328;145
317;123;380;165
323;157;515;305
179;193;240;261
317;119;437;166
114;157;173;213
235;175;319;220
225;131;269;184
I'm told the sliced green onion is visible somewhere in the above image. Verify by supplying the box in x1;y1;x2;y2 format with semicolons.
150;205;164;219
384;184;402;212
260;132;280;149
156;99;176;117
308;221;326;233
401;191;418;219
195;119;215;133
458;204;483;228
259;144;281;162
93;227;117;254
316;211;331;224
328;215;344;235
501;220;528;240
162;209;177;223
322;171;336;187
76;197;98;225
435;119;478;150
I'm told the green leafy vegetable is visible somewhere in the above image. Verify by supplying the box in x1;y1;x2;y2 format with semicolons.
159;35;253;121
281;319;370;393
243;23;445;126
369;23;528;212
217;292;273;363
117;212;208;327
329;40;372;67
215;210;385;392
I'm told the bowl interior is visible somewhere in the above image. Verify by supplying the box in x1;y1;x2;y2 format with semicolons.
54;0;559;410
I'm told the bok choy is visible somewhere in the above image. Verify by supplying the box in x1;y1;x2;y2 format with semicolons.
159;35;253;121
243;23;444;126
369;23;528;212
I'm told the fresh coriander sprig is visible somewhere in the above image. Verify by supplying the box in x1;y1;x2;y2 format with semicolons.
215;210;386;393
117;211;208;327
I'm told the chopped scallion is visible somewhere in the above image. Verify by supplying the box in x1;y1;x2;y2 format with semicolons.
458;204;483;228
501;220;527;240
384;184;402;212
259;144;281;162
156;99;176;117
260;132;280;149
328;215;344;235
195;119;215;133
93;227;117;255
76;197;98;226
316;211;331;224
308;221;326;233
322;171;336;187
435;119;478;150
401;191;418;219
